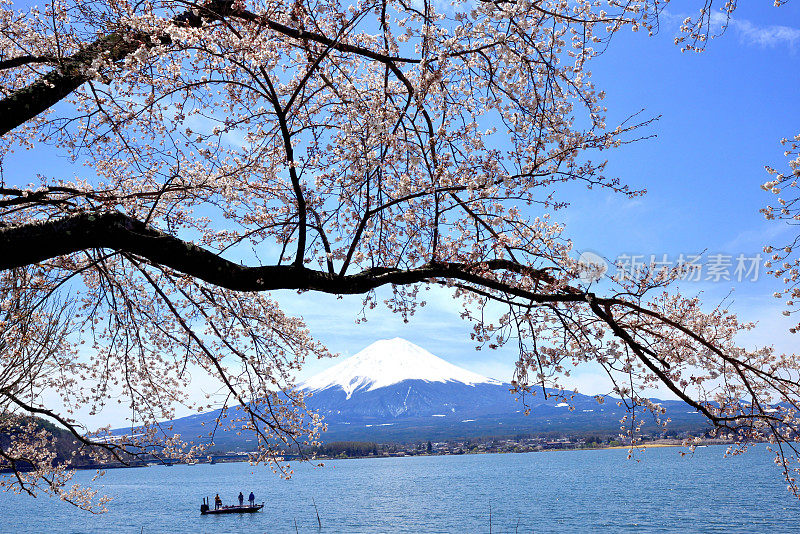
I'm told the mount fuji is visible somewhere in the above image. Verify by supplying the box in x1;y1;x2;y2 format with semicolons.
124;338;709;448
298;338;517;425
300;337;502;399
294;338;706;442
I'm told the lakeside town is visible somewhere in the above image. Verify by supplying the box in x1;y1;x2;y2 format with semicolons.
194;431;728;464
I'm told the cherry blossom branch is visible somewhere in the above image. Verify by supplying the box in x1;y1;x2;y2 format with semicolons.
0;212;566;294
3;210;790;434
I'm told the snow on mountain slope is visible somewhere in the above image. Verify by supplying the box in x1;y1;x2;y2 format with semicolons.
300;338;501;399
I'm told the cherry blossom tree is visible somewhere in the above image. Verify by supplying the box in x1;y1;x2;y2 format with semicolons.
0;0;798;509
762;134;800;323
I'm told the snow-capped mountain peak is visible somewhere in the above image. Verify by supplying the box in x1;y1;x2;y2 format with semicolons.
300;338;501;399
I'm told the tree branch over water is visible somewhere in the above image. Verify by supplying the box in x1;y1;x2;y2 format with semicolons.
1;0;798;510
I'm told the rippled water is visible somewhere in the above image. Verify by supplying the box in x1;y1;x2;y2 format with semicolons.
2;445;799;533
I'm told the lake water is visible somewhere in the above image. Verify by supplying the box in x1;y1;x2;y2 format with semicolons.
2;445;799;533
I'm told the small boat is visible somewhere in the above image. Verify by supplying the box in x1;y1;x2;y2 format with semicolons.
200;497;264;515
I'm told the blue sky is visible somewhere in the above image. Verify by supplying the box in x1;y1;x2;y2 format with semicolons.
290;2;800;391
6;1;800;426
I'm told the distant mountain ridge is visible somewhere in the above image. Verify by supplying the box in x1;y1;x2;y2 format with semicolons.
113;338;710;448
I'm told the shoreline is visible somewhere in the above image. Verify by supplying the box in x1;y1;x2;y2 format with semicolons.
49;439;728;472
310;440;721;460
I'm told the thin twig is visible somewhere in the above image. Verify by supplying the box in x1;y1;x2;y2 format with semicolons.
313;497;322;528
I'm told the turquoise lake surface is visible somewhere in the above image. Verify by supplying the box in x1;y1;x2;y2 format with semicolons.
2;445;799;533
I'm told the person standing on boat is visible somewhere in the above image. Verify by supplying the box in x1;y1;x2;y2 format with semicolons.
214;493;222;509
238;492;244;506
249;491;255;506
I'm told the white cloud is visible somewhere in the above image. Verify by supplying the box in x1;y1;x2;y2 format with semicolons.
731;18;800;49
710;11;800;49
661;10;800;50
722;220;789;252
